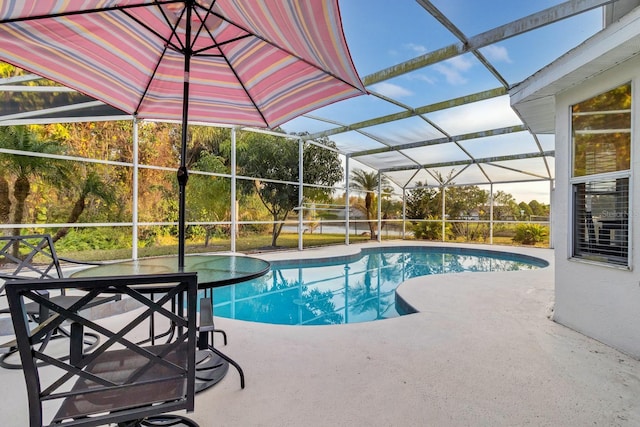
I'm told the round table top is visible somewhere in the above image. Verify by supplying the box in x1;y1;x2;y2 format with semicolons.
71;254;270;289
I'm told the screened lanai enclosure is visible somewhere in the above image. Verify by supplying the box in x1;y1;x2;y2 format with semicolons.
0;1;634;258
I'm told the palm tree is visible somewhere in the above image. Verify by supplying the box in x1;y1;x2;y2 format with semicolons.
52;169;116;242
0;126;68;241
0;176;9;224
349;169;390;239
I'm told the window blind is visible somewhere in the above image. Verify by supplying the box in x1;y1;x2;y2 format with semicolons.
573;178;629;266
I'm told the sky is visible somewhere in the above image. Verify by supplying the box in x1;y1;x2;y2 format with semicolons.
279;0;605;204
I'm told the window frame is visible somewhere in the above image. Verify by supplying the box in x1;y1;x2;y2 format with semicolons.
569;81;633;268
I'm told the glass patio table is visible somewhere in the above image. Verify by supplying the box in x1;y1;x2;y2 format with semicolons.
72;254;270;391
71;254;270;289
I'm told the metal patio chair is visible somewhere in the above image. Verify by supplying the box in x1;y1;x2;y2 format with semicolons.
6;272;199;427
0;234;120;369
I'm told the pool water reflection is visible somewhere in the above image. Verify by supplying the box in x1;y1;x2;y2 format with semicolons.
211;247;548;326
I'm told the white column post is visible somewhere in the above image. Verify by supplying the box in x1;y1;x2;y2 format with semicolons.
345;155;350;245
549;179;554;249
402;187;406;239
132;118;139;260
377;172;382;242
441;186;446;242
231;127;237;252
489;183;494;245
298;138;304;251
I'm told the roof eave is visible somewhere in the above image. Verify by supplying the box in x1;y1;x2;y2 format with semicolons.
509;5;640;134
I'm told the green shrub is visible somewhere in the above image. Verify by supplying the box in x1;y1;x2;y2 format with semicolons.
512;223;548;245
449;221;489;242
54;228;131;252
412;217;449;240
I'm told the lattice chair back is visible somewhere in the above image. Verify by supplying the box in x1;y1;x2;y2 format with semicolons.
0;235;123;370
0;234;64;286
6;272;198;427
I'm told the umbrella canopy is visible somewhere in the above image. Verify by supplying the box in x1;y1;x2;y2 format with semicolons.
0;0;364;127
0;0;366;265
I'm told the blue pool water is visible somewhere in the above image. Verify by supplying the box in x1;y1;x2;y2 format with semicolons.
211;246;548;326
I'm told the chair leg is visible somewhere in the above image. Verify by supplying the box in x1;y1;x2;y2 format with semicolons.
213;328;227;346
116;415;200;426
0;327;54;370
210;346;245;389
56;327;101;352
0;328;100;370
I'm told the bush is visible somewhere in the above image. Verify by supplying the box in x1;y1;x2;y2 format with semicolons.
449;221;489;242
412;217;449;240
512;223;548;245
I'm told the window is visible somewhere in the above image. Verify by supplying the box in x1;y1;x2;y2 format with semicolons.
571;82;631;266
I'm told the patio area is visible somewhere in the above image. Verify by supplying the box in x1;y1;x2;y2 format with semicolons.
1;242;639;426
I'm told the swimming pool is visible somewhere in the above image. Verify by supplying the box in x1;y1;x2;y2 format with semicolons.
211;246;548;326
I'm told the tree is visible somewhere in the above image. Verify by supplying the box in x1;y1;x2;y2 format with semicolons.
0;126;68;240
349;169;390;239
445;185;489;241
405;182;439;219
238;132;343;247
52;169;116;242
0;174;9;225
406;181;443;241
187;125;231;168
188;152;230;246
528;200;549;217
299;134;344;204
445;185;488;219
518;201;533;220
492;190;519;220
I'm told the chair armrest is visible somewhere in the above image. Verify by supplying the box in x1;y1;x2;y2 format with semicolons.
0;313;60;352
198;297;214;350
199;297;214;332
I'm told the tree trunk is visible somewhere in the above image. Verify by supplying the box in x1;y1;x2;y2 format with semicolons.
270;225;278;247
11;176;30;256
271;219;284;247
365;193;376;239
0;176;10;229
52;196;86;243
270;211;289;247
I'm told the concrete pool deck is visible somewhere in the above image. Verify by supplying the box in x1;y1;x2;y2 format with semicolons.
2;241;640;426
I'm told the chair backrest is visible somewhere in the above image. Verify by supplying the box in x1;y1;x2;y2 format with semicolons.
0;234;63;282
5;272;198;427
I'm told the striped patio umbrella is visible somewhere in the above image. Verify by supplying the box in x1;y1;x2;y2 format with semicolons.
0;1;366;265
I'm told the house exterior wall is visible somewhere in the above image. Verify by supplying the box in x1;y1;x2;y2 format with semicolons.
553;54;640;358
605;0;640;25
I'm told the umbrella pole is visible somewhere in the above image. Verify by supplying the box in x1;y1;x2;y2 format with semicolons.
177;83;189;270
177;161;188;269
178;4;193;270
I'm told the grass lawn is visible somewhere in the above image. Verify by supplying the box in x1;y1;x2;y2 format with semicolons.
57;232;549;263
59;233;374;262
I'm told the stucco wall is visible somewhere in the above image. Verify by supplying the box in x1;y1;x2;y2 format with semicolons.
605;0;640;25
553;54;640;358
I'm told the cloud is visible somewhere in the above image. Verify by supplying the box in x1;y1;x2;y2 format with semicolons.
429;96;521;134
483;45;512;63
405;73;437;85
434;64;467;85
433;55;474;85
369;82;413;98
447;55;474;71
404;43;428;54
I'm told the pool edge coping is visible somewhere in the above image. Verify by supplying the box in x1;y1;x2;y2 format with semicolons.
251;240;553;320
